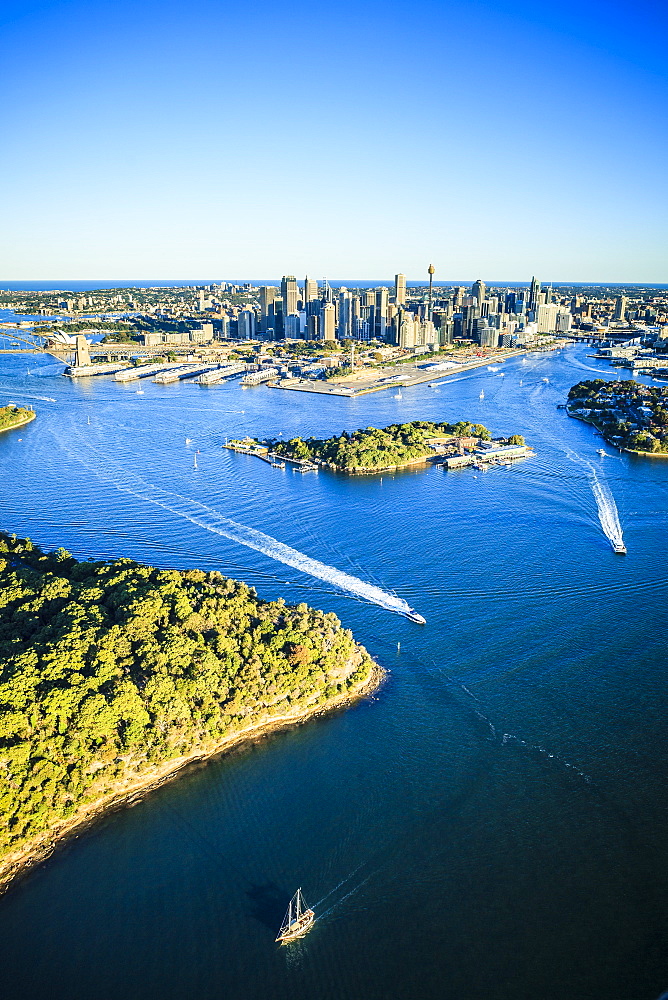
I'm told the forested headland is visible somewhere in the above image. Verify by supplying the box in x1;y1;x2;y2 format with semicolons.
0;533;376;890
0;405;35;433
268;420;524;473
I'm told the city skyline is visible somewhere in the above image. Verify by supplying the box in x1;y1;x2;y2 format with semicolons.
1;0;666;281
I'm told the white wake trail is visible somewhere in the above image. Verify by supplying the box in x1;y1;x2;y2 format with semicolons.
62;432;415;619
563;445;625;552
587;462;624;550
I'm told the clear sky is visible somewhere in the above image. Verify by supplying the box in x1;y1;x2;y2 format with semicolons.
1;0;666;282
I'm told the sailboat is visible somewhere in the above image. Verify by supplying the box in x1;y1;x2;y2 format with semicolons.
479;389;485;400
276;888;315;944
394;388;403;399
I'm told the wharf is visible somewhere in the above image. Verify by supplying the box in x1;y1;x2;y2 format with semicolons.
154;363;221;384
65;361;132;378
271;350;528;398
199;364;247;385
224;440;318;471
115;363;188;382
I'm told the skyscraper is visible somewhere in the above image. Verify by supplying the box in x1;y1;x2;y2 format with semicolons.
259;286;278;334
281;275;298;317
395;273;407;306
613;295;627;321
375;287;389;340
321;302;336;341
528;276;541;312
237;310;256;340
471;279;486;308
338;288;352;339
303;276;319;304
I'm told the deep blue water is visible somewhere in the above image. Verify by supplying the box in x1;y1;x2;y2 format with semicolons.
2;280;666;290
0;345;667;1000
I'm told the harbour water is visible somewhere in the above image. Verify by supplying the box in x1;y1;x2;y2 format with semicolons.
0;343;667;1000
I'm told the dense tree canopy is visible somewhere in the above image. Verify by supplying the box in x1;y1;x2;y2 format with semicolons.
0;534;372;861
268;420;494;472
0;406;33;431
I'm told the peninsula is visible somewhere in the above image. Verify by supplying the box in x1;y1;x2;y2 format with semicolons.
0;533;378;893
263;420;528;474
567;379;668;456
0;405;35;434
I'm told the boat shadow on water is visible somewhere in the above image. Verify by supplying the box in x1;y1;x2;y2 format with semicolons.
245;881;292;932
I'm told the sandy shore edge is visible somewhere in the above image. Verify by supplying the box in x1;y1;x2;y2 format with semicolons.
0;660;385;896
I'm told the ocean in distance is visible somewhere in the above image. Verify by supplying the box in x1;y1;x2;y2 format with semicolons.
2;279;668;291
0;344;666;1000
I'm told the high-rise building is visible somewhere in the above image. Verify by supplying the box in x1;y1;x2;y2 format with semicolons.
303;276;319;303
613;295;628;321
537;303;559;333
398;310;416;349
338;288;352;339
375;287;389;340
281;275;299;317
237;310;256;340
259;286;278;333
321;302;336;341
306;313;320;340
471;279;486;308
395;273;407;306
528;276;541;312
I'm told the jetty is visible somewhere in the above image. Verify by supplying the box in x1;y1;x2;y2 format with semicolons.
442;443;533;469
153;363;222;384
241;367;279;386
198;364;247;385
115;363;187;382
224;439;318;472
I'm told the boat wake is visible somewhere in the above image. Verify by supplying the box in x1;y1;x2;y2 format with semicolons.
588;462;625;551
565;447;625;552
60;432;417;619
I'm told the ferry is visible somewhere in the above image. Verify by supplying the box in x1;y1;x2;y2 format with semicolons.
405;608;426;624
276;889;315;944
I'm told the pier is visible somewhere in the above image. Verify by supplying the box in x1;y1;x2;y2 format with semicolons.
153;363;222;384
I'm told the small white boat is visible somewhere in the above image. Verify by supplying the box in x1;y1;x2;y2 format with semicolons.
136;390;144;395
405;608;426;625
185;437;192;445
613;542;627;555
276;889;315;944
597;449;608;457
479;390;485;400
394;390;403;399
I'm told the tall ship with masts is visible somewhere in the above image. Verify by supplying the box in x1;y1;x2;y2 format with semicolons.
276;889;315;944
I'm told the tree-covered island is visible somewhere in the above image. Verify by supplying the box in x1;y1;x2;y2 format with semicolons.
567;379;668;455
264;420;526;473
0;533;378;892
0;405;35;434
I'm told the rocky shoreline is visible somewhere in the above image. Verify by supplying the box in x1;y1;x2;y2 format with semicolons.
0;660;384;897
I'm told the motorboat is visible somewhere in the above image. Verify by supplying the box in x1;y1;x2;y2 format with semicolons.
405;608;426;624
613;542;627;555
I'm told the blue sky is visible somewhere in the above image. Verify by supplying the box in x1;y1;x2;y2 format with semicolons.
1;0;666;281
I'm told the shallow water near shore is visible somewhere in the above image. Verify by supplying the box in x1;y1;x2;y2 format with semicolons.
0;344;667;1000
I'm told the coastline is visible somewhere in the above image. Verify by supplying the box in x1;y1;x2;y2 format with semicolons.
567;409;668;458
0;659;385;898
0;411;36;435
